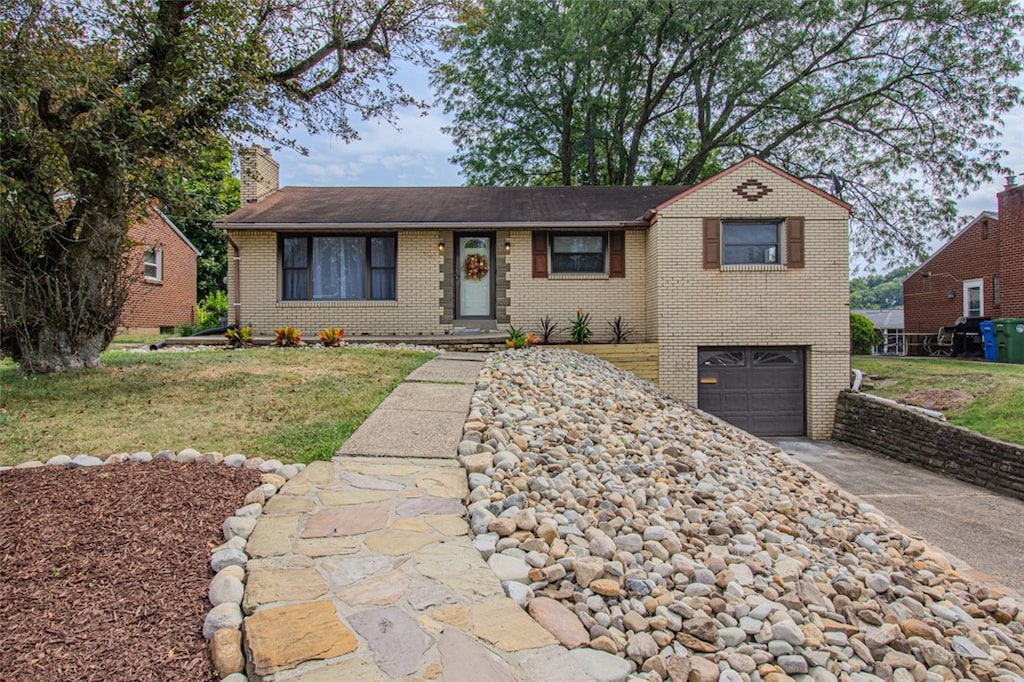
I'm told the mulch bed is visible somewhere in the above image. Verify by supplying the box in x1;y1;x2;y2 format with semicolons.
0;461;261;682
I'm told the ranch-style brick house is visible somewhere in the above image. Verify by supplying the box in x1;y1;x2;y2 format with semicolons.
217;148;850;438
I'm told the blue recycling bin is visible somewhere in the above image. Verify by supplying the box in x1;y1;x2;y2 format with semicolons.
980;320;997;361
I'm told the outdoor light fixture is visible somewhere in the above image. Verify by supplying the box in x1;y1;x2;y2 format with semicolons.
947;289;956;299
438;239;445;254
504;241;511;254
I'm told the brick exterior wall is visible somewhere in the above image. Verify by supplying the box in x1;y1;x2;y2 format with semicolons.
652;161;851;438
998;185;1024;316
227;229;445;337
506;229;648;343
240;146;280;205
902;214;1002;355
119;209;197;333
833;391;1024;500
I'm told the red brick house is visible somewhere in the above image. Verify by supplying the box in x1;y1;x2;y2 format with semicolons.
903;180;1024;354
119;207;199;334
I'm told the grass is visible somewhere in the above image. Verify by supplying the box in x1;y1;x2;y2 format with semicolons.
0;347;433;466
852;356;1024;446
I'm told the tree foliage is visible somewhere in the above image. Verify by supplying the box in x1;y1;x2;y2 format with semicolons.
1;0;448;372
435;0;1023;263
849;265;915;309
850;313;877;355
156;137;240;301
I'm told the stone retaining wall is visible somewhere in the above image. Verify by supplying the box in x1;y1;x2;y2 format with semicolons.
832;390;1024;500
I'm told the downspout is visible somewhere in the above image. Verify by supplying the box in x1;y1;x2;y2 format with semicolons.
225;231;242;327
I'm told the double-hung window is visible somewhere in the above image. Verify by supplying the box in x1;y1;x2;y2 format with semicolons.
721;221;782;265
549;233;607;274
143;246;162;282
281;235;397;301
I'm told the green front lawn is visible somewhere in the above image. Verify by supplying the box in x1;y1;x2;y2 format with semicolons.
0;347;433;466
852;356;1024;446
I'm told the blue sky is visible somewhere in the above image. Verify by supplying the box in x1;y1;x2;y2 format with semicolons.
268;60;1022;266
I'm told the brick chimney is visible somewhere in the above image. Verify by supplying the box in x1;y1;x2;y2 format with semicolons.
997;169;1023;316
239;146;279;204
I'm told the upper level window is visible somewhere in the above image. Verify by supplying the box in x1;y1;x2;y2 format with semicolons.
143;246;162;282
721;222;781;265
281;235;397;301
550;234;606;274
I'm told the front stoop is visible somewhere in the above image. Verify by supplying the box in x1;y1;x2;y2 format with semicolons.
241;457;590;681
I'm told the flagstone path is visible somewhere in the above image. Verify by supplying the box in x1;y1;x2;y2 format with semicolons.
241;353;590;681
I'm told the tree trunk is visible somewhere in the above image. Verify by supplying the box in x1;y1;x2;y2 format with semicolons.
1;204;130;373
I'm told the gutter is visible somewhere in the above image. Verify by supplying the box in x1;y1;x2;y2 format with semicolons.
213;220;652;231
225;231;242;327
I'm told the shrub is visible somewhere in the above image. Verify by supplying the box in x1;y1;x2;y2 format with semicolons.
179;291;229;336
318;327;345;347
505;325;535;349
608;316;633;344
273;326;304;347
850;313;875;355
569;309;592;344
224;326;253;349
537;316;558;344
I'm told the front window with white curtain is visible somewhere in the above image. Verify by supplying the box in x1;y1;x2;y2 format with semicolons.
281;235;396;301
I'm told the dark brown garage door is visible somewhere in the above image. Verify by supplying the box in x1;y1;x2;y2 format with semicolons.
697;347;805;436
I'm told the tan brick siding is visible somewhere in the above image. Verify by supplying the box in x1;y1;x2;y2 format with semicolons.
227;229;445;336
240;147;280;205
506;230;647;343
119;209;197;332
653;163;850;438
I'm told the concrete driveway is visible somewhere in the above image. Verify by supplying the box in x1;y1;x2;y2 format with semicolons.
770;438;1024;596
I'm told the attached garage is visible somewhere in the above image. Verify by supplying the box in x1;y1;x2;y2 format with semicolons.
697;347;806;436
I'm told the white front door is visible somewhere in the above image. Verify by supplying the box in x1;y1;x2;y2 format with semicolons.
963;278;983;318
457;236;492;318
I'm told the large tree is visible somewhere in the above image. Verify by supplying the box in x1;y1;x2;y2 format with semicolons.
1;0;448;372
435;0;1023;262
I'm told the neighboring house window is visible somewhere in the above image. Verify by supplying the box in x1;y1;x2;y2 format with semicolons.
281;235;397;301
531;231;625;278
721;221;781;265
143;246;162;282
550;233;606;273
703;217;804;269
994;275;1001;306
963;278;983;318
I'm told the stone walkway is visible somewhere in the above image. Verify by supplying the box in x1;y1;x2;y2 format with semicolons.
240;354;590;681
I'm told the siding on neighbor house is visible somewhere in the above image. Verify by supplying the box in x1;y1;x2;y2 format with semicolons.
653;161;851;439
902;215;1001;355
120;209;197;332
998;185;1024;316
228;229;446;336
505;229;648;343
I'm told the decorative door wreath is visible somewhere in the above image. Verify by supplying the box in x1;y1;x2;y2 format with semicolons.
462;253;489;280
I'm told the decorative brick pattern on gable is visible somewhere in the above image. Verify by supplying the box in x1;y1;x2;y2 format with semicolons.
119;209;197;332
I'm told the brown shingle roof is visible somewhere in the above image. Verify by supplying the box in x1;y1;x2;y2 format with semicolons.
218;186;690;227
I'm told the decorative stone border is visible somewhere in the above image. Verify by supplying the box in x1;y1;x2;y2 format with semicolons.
1;447;304;682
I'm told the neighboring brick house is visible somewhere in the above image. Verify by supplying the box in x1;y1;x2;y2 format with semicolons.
217;150;850;438
903;180;1024;355
119;207;199;334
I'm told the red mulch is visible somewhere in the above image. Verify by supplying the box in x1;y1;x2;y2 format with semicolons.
0;461;261;682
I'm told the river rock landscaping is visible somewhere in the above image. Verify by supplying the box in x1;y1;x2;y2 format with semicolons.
461;349;1024;682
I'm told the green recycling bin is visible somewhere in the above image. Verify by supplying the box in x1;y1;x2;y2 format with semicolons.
993;318;1024;364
